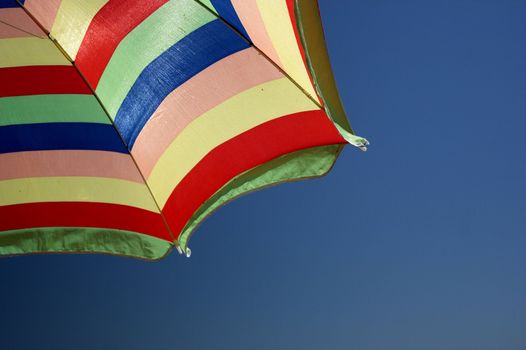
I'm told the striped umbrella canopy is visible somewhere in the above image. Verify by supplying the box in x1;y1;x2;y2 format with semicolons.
0;0;368;260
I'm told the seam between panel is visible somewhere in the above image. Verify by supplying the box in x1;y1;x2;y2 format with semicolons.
193;0;326;112
192;0;369;151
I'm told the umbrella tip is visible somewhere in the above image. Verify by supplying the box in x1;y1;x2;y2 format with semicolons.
357;138;370;152
175;245;183;255
185;247;192;258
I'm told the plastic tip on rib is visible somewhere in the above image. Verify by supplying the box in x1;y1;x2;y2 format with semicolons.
334;125;370;152
358;138;370;152
351;136;369;152
185;247;192;258
175;245;183;255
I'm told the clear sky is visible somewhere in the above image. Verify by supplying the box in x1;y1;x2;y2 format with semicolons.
1;1;525;349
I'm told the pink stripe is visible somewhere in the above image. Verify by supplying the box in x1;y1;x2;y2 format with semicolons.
0;8;45;38
23;0;62;33
0;150;144;183
131;47;283;178
231;0;283;68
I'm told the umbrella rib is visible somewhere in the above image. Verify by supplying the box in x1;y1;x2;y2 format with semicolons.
192;0;369;151
0;19;46;38
192;0;326;112
14;0;179;249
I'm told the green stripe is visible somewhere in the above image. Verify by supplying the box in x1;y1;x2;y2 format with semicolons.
96;0;215;118
0;95;110;126
177;145;342;252
0;227;172;260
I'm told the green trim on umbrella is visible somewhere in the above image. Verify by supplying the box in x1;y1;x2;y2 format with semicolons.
0;227;172;260
294;0;368;149
177;144;342;252
294;0;350;130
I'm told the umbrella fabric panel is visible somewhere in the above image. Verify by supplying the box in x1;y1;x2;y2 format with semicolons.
20;0;355;150
18;0;354;253
0;6;172;258
131;47;282;179
23;0;61;32
94;0;217;119
145;78;327;207
113;18;251;148
16;0;361;255
202;0;355;134
17;0;355;139
48;0;108;60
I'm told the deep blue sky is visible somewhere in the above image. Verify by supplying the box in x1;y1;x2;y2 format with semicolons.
1;1;525;349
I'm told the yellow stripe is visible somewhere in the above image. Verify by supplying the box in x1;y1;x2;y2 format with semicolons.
256;0;319;102
148;78;319;207
50;0;108;60
0;38;69;67
0;177;158;212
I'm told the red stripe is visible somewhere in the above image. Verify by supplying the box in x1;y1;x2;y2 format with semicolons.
285;0;321;104
75;0;168;89
0;202;172;241
0;66;91;97
162;109;346;238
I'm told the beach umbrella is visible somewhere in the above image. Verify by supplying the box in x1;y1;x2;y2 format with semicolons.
0;0;368;260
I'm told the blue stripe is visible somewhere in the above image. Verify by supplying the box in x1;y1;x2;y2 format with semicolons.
114;19;250;149
0;123;128;154
209;0;250;40
0;0;24;8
